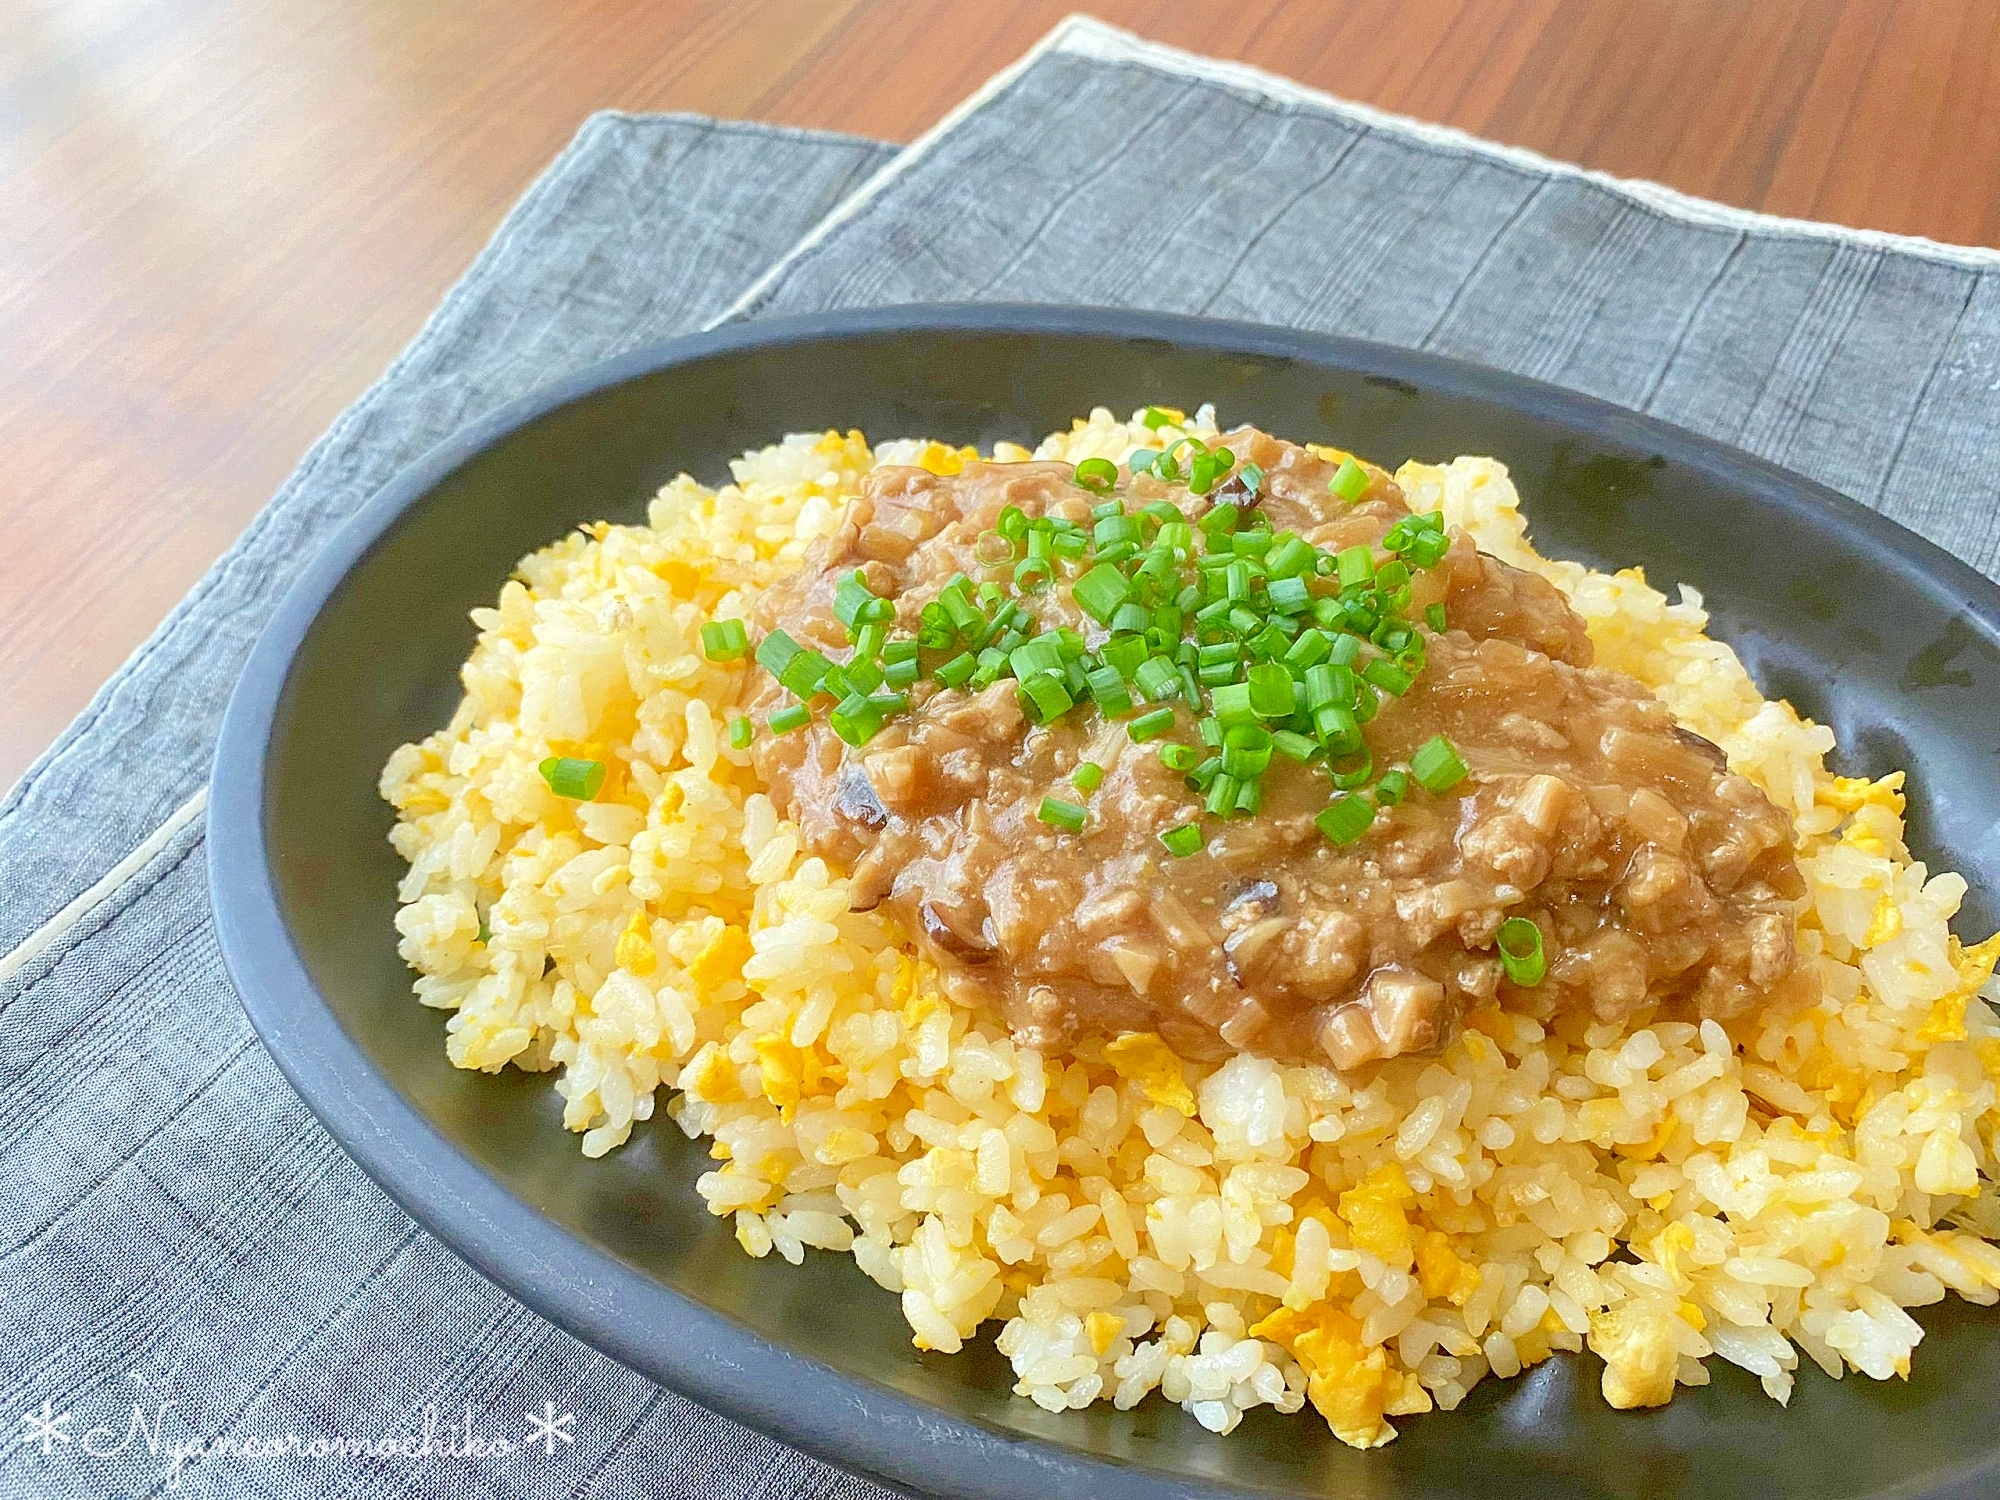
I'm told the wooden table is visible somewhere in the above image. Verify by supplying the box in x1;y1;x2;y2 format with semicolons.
5;0;1997;789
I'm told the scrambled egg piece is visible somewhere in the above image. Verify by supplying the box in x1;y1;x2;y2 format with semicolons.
1589;1300;1682;1409
1818;772;1905;815
1252;1305;1424;1447
1103;1032;1198;1117
1338;1163;1416;1267
1414;1229;1483;1307
686;923;752;995
752;1035;845;1119
615;910;657;976
1085;1310;1124;1356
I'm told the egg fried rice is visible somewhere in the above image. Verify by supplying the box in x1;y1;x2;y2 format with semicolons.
380;408;2000;1446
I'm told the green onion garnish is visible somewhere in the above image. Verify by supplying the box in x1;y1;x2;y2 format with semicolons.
1410;734;1469;794
1074;457;1119;493
1038;796;1089;833
1361;657;1413;697
1127;706;1176;742
1071;761;1105;793
1072;563;1133;624
1316;793;1374;845
1329;458;1370;503
539;756;606;801
1373;768;1408;805
767;704;810;735
1328;748;1373;791
1158;743;1199;772
830;694;885;746
1134;657;1182;703
701;619;749;661
1158;823;1204;857
1425;603;1447;632
1142;406;1175;430
1018;671;1074;723
1336;545;1376;589
727;715;754;749
1497;916;1547;987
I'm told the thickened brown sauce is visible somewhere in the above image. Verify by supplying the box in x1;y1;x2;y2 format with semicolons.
748;430;1810;1070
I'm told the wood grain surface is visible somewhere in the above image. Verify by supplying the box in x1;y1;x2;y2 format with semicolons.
4;0;1997;789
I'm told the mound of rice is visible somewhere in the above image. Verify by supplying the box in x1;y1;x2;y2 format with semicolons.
381;409;2000;1446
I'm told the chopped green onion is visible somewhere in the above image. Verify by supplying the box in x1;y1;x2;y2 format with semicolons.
1159;823;1205;857
1134;656;1182;703
1101;635;1148;678
1316;793;1375;845
1018;671;1074;723
1361;657;1414;697
996;506;1029;542
1200;502;1241;537
833;571;878;629
1497;916;1547;987
1141;406;1176;430
829;693;885;746
1329;748;1373;791
1329;457;1370;503
1425;603;1448;632
933;652;976;688
1221;724;1273;779
1272;729;1318;763
1072;563;1134;624
1127;448;1161;475
701;619;749;661
727;715;754;750
1267;576;1312;614
1336;545;1376;589
1210;682;1256;728
539;756;606;801
851;620;888;662
1285;629;1333;671
1205;772;1241;817
1410;734;1470;794
1014;557;1053;593
767;704;810;735
1071;761;1105;794
1010;636;1064;680
1038;796;1089;833
1406;530;1451;568
1314;705;1361;753
1127;706;1176;742
1246;663;1296;719
1074;457;1119;493
1158;743;1199;772
1238;463;1264;496
1086;664;1133;716
779;649;833;700
1373;768;1409;806
756;628;803;678
1234;778;1263;815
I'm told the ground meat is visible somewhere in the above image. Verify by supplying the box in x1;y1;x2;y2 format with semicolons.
747;431;1811;1070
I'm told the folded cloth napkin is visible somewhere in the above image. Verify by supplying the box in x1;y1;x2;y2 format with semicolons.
7;16;2000;1499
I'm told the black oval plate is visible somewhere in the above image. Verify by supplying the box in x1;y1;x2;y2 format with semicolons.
210;305;2000;1500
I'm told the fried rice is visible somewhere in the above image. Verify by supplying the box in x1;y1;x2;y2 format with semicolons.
379;407;2000;1446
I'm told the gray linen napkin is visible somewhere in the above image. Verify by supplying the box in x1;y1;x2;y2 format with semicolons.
8;15;2000;1499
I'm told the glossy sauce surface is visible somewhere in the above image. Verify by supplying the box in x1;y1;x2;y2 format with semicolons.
749;433;1809;1068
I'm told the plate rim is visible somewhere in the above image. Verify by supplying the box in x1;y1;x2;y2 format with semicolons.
207;301;2000;1500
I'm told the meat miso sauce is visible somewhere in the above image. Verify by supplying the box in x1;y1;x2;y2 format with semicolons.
746;429;1811;1072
